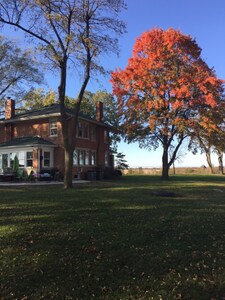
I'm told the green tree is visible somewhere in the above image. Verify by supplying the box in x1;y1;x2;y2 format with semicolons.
66;90;121;151
115;152;129;170
22;88;57;109
0;35;43;104
78;90;121;150
0;0;126;188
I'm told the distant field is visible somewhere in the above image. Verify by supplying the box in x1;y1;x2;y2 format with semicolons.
1;175;225;299
124;167;222;175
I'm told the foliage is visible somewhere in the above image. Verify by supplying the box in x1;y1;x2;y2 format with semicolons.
115;152;129;170
67;90;118;124
111;28;224;180
0;35;43;104
67;90;121;150
188;98;225;173
0;0;126;188
1;175;225;299
22;88;57;109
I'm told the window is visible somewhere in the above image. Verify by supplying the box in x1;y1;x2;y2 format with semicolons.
18;152;25;167
43;151;50;167
77;122;89;139
79;150;85;165
105;151;109;166
2;154;8;169
79;150;89;165
73;150;78;165
91;151;96;166
90;126;96;141
73;149;90;166
50;120;57;136
10;153;17;168
85;150;89;165
26;152;33;167
0;151;28;169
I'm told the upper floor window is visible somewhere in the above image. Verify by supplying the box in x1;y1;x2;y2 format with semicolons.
50;120;57;136
90;126;96;141
77;122;89;139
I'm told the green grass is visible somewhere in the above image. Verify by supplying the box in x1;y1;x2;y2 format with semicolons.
1;175;225;299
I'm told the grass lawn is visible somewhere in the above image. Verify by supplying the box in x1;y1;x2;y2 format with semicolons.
1;175;225;299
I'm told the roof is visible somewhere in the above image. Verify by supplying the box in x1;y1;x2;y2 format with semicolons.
13;104;62;120
0;103;113;129
0;104;99;123
0;136;56;148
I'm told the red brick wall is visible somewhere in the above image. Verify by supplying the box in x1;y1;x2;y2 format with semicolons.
4;124;13;142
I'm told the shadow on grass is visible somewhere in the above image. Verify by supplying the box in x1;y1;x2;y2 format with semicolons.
1;176;225;299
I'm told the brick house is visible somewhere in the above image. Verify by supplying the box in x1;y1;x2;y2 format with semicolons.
0;98;114;179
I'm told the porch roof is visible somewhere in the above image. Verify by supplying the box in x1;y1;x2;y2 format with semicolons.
0;136;56;148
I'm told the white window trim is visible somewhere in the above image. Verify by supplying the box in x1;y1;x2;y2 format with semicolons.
73;148;91;166
26;151;33;167
50;119;58;137
0;147;54;170
41;148;54;169
0;147;34;169
77;122;89;140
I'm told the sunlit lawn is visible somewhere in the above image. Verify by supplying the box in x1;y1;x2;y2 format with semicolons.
1;175;225;299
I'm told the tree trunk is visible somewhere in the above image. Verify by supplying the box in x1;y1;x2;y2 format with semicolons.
218;151;224;174
57;58;75;189
172;161;176;175
206;150;214;174
64;147;74;189
162;141;169;180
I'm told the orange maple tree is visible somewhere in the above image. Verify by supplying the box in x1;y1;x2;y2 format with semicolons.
111;28;224;179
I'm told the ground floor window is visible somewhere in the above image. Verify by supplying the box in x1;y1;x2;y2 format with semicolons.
91;151;96;166
0;151;33;169
43;151;50;167
10;153;17;168
73;150;78;165
2;154;8;169
26;152;33;167
73;149;96;166
18;152;25;167
105;151;109;166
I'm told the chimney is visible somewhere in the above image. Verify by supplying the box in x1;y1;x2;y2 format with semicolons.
5;97;15;120
96;101;103;122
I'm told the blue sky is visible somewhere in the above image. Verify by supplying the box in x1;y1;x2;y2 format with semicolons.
3;0;225;168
